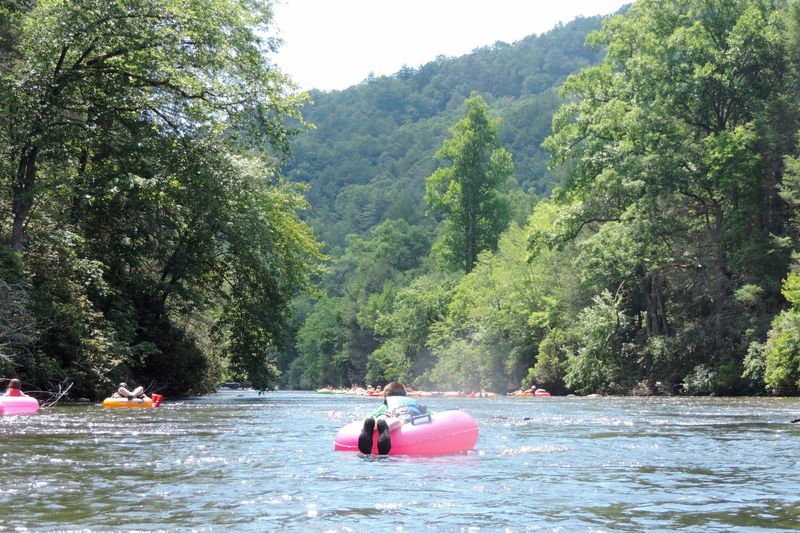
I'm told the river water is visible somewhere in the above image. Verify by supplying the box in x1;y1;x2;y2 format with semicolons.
1;390;799;532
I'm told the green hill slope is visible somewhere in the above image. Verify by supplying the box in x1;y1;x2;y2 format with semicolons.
283;15;609;250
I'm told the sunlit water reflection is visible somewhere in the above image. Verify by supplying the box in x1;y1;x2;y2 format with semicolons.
2;391;799;531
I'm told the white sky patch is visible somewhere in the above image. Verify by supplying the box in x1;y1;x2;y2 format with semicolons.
271;0;630;91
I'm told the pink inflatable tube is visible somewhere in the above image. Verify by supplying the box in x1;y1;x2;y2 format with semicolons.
0;395;40;415
334;409;479;455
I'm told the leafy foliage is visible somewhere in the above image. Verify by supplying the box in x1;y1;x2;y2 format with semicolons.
425;93;514;273
288;219;433;388
0;0;321;396
539;0;797;395
760;273;800;395
286;0;800;397
283;16;608;249
427;222;548;391
6;1;800;398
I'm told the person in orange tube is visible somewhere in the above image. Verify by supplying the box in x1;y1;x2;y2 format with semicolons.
112;382;148;400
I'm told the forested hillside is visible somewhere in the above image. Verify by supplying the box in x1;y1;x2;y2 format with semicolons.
283;15;607;250
285;0;800;396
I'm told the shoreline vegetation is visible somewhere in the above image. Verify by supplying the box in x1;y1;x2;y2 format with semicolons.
281;0;800;399
4;1;800;400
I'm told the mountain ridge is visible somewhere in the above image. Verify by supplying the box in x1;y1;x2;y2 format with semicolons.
282;14;613;250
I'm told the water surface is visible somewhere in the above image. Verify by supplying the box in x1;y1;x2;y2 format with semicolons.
2;391;799;531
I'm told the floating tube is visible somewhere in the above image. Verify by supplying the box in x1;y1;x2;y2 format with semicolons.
102;393;163;408
0;395;40;415
334;409;479;455
102;397;154;408
510;390;551;397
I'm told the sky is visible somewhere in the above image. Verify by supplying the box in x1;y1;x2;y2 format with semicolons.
270;0;630;92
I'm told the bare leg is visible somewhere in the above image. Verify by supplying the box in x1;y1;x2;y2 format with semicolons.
383;416;402;432
118;386;134;399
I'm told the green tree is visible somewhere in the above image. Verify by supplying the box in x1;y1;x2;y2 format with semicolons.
542;0;794;393
759;273;800;395
2;0;300;252
359;272;458;386
425;93;514;272
0;0;321;395
563;290;637;395
0;247;35;378
427;206;570;392
754;129;800;395
291;297;353;389
290;219;434;388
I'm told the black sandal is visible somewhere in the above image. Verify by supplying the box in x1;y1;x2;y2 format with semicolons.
358;417;375;454
376;419;391;455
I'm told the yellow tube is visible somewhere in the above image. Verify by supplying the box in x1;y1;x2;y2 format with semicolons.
102;397;154;408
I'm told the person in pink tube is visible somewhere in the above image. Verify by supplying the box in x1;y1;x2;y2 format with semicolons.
358;381;426;455
3;378;29;397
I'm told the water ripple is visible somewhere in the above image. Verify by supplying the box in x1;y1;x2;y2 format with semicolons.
2;391;800;531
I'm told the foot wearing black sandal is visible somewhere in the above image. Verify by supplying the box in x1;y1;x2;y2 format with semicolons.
358;417;375;454
376;419;391;455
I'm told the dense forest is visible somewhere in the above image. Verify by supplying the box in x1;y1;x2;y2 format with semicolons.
283;0;800;396
0;0;323;398
3;0;800;398
284;15;607;251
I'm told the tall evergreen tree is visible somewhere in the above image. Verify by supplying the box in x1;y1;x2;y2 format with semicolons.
424;93;514;272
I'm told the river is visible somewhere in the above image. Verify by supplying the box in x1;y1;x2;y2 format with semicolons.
1;390;799;531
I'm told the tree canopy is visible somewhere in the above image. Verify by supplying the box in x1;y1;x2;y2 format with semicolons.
1;0;322;396
425;93;514;273
6;1;800;398
282;0;800;397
